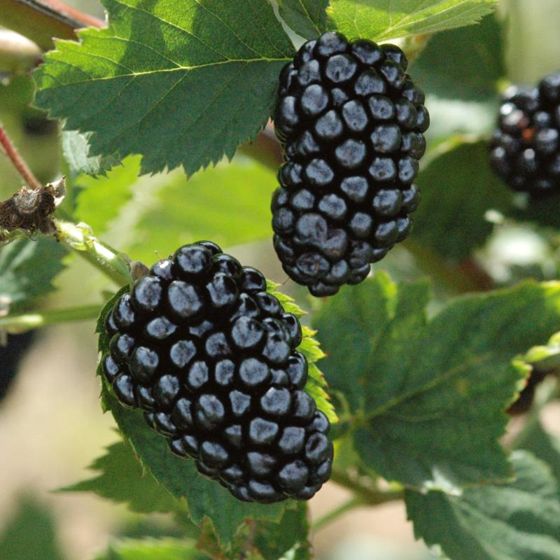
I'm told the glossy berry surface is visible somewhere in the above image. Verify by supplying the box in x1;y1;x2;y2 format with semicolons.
490;72;560;196
273;32;428;296
100;242;333;503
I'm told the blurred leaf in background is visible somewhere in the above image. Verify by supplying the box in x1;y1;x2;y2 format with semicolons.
0;494;66;560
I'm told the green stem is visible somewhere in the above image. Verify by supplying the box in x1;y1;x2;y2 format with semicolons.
54;219;132;287
330;469;403;506
312;497;364;531
0;304;101;333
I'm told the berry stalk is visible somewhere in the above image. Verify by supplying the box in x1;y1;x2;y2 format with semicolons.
0;304;101;333
54;219;133;286
0;123;43;190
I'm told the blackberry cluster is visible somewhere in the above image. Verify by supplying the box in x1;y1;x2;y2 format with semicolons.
100;242;333;503
490;72;560;196
273;32;429;296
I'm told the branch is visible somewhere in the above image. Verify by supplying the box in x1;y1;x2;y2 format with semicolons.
55;219;133;286
0;304;101;333
0;0;103;51
0;123;43;190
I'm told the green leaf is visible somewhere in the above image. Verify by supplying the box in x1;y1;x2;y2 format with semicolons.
519;331;560;374
277;0;328;39
268;281;338;424
412;14;504;102
314;273;560;492
102;392;288;546
518;422;560;484
0;238;66;312
94;538;207;560
0;494;66;560
412;140;510;261
127;159;277;264
62;130;120;178
250;504;310;560
34;0;294;176
406;451;560;560
61;440;183;515
74;157;140;235
327;0;497;41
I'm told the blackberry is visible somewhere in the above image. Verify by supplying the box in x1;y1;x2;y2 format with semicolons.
100;242;333;503
273;32;429;296
490;72;560;196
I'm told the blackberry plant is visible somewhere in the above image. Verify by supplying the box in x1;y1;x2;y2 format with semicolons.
0;2;560;560
273;32;428;295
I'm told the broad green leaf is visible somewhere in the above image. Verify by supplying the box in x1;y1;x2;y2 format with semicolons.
95;284;331;546
34;0;295;176
61;440;182;515
127;159;277;264
249;504;310;560
62;130;120;178
0;238;66;312
102;392;288;546
406;451;560;560
520;331;560;374
518;422;560;484
412;14;504;102
314;273;560;492
0;494;66;560
74;157;140;235
412;140;511;261
94;538;207;560
277;0;328;39
327;0;497;42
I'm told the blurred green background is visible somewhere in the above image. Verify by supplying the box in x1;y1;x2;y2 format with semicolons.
1;1;560;559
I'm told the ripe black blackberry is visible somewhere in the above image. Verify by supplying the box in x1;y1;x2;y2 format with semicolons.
273;32;429;296
100;242;333;503
490;72;560;196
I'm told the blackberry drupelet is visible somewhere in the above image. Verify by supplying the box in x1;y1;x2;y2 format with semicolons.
273;32;429;296
490;72;560;196
100;242;333;503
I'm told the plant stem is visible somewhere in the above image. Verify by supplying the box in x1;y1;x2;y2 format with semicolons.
330;469;403;506
55;219;132;286
312;497;364;531
0;0;103;51
0;304;101;333
0;123;43;190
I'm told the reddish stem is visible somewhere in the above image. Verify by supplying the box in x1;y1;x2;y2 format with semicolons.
35;0;103;28
0;125;43;190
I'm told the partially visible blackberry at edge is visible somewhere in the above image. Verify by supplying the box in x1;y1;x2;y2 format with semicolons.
490;72;560;196
100;242;333;504
273;32;429;296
